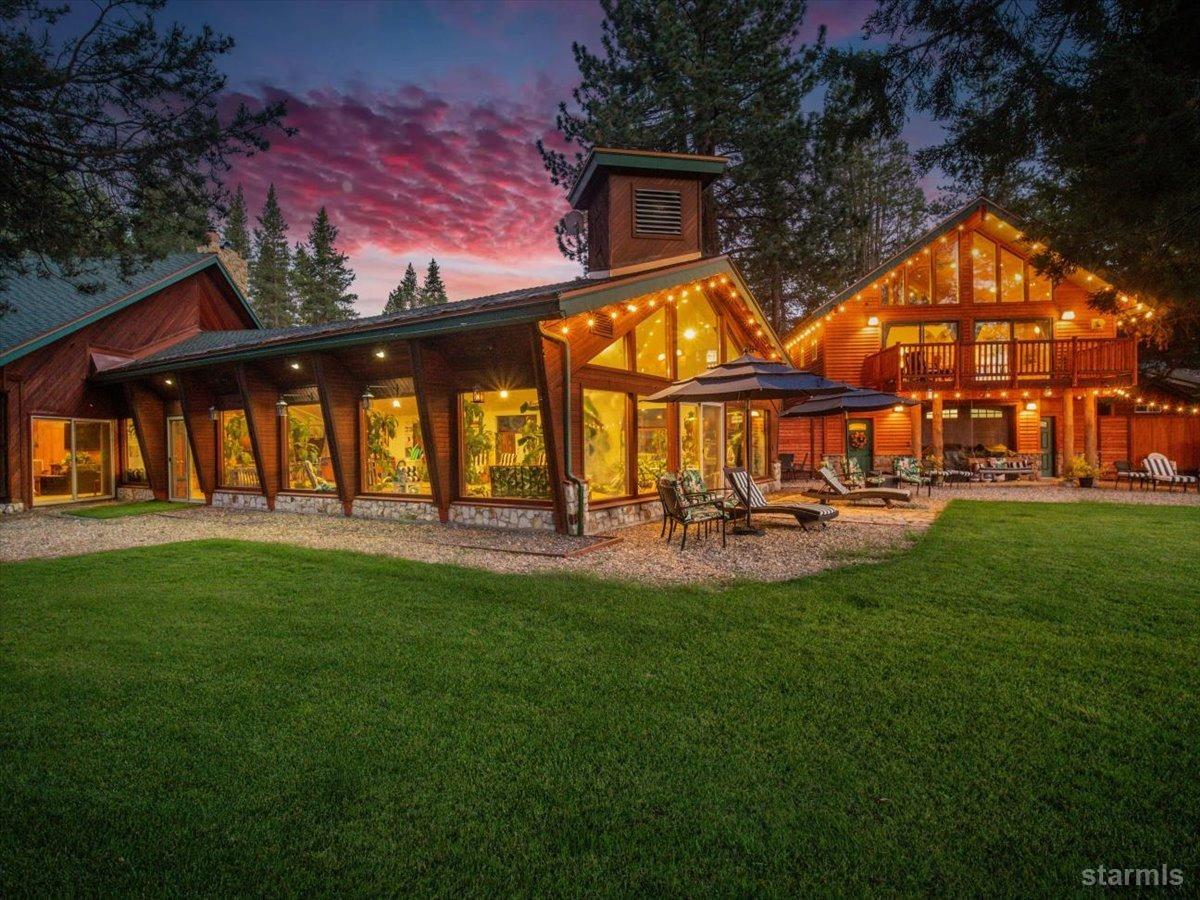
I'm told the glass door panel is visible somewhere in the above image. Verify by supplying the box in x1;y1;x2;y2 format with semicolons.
168;417;200;501
72;420;113;500
31;418;73;505
700;403;723;488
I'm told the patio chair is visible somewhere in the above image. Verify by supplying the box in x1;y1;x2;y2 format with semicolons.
724;467;838;530
778;453;798;481
680;468;722;507
656;474;728;550
892;456;932;497
1143;453;1197;493
1114;459;1150;491
809;466;913;508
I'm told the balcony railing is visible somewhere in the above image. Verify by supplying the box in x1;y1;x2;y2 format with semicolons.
861;338;1137;392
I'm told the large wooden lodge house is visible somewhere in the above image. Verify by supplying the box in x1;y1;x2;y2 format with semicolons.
1;150;785;532
780;199;1198;478
2;152;1195;530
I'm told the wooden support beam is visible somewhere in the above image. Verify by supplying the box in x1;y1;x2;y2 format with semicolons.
931;394;944;464
410;339;456;521
1062;389;1075;468
312;353;362;516
910;401;923;458
531;326;569;533
176;373;217;502
235;363;281;510
123;382;169;500
1084;390;1098;467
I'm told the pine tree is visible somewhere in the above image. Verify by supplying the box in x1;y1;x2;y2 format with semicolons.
419;258;448;307
384;263;421;313
249;184;294;327
291;242;315;321
294;207;358;324
537;0;824;331
223;185;251;260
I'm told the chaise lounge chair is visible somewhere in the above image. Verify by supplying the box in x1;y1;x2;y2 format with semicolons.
1144;453;1197;493
724;467;838;530
809;466;914;508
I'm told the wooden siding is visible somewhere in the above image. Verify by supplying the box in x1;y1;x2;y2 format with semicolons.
236;363;281;508
313;353;362;515
588;173;702;274
123;382;169;500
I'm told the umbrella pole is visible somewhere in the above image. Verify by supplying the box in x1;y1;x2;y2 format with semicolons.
732;397;764;537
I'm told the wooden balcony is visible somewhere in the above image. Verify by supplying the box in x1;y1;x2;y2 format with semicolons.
861;338;1137;392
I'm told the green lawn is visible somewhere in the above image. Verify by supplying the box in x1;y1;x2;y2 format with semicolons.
65;500;193;519
1;501;1197;895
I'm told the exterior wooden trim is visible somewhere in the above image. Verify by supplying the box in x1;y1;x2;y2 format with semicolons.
312;352;362;516
531;326;569;532
235;363;281;510
123;382;169;500
176;373;217;502
409;339;456;522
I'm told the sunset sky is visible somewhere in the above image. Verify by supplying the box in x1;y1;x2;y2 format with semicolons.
169;0;930;314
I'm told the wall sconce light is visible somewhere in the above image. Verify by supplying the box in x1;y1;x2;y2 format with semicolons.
867;316;880;327
374;349;386;359
275;398;288;417
471;386;483;403
1060;310;1076;321
1025;401;1038;412
893;404;904;413
164;378;174;386
499;389;509;399
290;361;301;370
360;388;374;411
208;405;218;422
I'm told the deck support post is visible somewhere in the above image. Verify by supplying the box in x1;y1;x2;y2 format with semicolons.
1084;390;1098;468
1062;389;1075;470
931;394;944;464
910;401;923;458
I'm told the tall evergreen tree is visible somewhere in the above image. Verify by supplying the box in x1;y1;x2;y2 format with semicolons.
223;185;252;260
249;184;294;327
538;0;823;331
384;263;421;313
419;259;449;307
294;207;358;324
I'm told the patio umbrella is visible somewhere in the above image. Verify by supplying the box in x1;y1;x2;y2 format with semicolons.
782;388;917;483
647;354;852;533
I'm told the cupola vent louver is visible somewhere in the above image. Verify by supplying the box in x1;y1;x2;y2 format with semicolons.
633;188;683;236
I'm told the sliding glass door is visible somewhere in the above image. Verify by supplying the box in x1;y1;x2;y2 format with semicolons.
168;417;203;502
31;417;115;505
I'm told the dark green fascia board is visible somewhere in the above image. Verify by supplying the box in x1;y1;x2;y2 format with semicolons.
783;198;994;341
557;255;788;359
94;299;560;382
0;255;260;368
568;150;728;208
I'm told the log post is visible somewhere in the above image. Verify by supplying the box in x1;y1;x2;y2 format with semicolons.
1062;389;1075;469
910;401;923;458
931;394;944;464
1084;390;1098;468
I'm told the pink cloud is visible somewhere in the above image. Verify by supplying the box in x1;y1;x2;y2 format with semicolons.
223;83;578;308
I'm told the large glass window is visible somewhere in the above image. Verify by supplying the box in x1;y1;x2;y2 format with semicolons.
635;308;670;377
636;401;668;494
460;389;549;500
972;233;997;303
934;239;959;304
220;410;259;489
884;322;958;347
364;389;428;495
1028;267;1053;303
590;335;628;370
32;417;114;505
1000;247;1024;303
675;292;720;379
123;419;146;484
904;256;931;305
749;409;767;478
286;401;337;492
726;406;745;468
680;402;701;472
583;388;628;500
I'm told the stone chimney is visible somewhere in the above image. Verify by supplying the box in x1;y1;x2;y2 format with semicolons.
198;231;249;295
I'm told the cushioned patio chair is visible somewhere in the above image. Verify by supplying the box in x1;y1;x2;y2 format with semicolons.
1144;453;1197;493
892;456;932;497
1114;459;1150;491
657;474;728;550
809;466;913;508
724;467;838;530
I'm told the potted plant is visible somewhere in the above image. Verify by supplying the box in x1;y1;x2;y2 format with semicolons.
1063;454;1101;488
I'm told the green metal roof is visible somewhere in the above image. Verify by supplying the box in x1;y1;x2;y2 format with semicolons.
0;252;260;367
96;255;788;382
568;148;728;209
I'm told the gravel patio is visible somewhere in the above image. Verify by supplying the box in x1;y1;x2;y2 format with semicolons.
2;481;1193;585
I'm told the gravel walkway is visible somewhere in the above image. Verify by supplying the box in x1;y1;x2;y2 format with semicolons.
2;482;1191;585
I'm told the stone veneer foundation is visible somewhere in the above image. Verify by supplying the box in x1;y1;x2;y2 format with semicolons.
212;490;271;511
116;485;156;502
272;493;345;516
353;497;440;523
447;502;557;530
1;500;25;515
